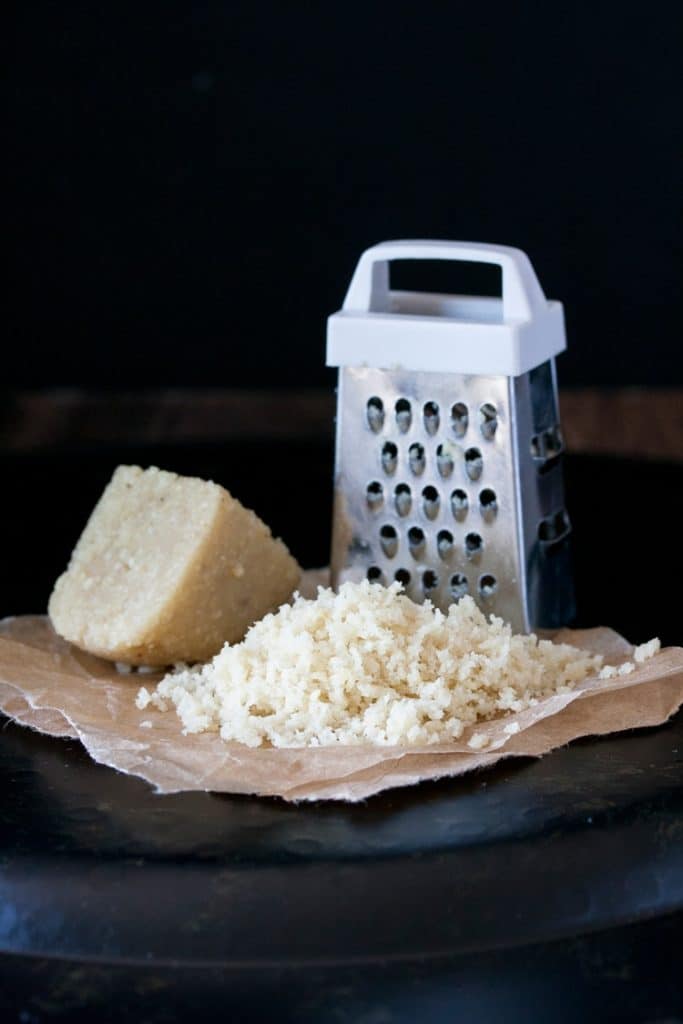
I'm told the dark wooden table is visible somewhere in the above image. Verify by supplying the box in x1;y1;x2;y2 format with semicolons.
2;388;682;461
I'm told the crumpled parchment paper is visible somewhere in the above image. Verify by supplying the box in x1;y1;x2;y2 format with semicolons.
1;572;682;801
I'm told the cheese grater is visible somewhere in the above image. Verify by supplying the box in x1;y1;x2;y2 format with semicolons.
327;240;575;634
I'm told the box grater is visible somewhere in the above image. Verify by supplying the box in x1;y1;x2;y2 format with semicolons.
327;240;575;634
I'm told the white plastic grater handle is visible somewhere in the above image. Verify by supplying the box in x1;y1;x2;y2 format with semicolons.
327;239;566;376
343;240;546;322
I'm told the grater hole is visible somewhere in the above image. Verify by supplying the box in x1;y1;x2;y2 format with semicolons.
423;401;440;435
479;574;498;598
451;488;469;520
436;442;455;478
422;484;440;520
479;488;498;521
394;482;412;516
367;566;383;582
437;529;454;559
366;480;384;510
395;568;411;588
395;398;412;433
449;573;469;600
538;509;571;544
381;441;398;475
422;570;439;594
408;526;425;556
479;402;498;440
349;536;371;558
465;447;483;481
451;402;469;437
408;442;426;475
379;524;399;558
531;425;564;464
545;425;563;458
465;532;484;559
367;396;384;433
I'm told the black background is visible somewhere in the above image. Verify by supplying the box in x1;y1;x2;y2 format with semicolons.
5;2;682;390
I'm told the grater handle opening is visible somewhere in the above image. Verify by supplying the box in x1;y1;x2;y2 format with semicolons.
343;240;547;323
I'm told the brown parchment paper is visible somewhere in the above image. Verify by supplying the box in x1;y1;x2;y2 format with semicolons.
1;591;682;801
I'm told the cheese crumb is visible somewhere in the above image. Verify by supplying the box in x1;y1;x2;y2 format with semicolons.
139;581;607;748
468;732;490;750
598;636;660;679
634;637;661;663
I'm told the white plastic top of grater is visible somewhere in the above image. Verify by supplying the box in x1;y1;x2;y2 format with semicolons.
326;240;566;377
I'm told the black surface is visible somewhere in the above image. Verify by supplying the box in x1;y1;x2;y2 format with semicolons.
1;447;682;1020
6;3;683;389
1;712;682;967
2;913;682;1024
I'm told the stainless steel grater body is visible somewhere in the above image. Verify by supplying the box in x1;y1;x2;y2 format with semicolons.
327;240;575;633
330;361;574;634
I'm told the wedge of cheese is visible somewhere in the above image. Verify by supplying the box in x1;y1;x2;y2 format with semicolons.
48;465;301;665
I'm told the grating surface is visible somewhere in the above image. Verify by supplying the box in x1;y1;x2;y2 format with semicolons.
331;367;526;627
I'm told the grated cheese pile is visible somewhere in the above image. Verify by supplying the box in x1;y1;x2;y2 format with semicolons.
134;580;659;748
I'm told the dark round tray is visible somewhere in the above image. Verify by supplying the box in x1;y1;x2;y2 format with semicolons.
1;444;681;1022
